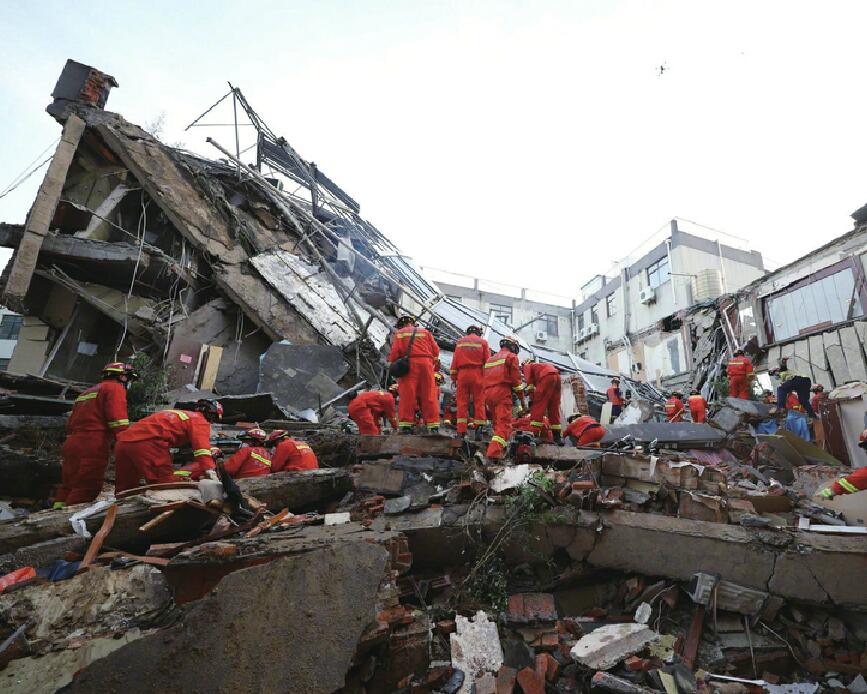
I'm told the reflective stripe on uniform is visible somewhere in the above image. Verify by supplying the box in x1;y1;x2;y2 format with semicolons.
396;331;417;338
839;478;859;494
457;418;468;423
76;392;99;403
166;409;190;421
819;488;834;498
491;435;507;447
513;384;525;392
250;452;271;466
174;470;192;477
473;419;487;425
550;424;562;430
426;422;440;428
485;359;506;368
296;444;311;450
398;421;414;428
457;343;482;349
108;418;129;428
530;421;544;427
193;448;211;457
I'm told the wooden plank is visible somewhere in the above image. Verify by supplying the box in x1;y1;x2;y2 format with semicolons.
78;503;118;571
824;331;852;384
839;326;867;382
356;434;462;459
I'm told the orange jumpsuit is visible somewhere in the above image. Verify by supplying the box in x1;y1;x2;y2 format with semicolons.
223;446;271;479
607;386;625;417
514;414;553;442
564;416;606;446
114;409;215;493
348;390;397;435
271;439;319;472
727;355;754;400
388;326;440;430
58;380;130;505
483;348;525;459
664;396;685;422
524;362;562;437
688;395;707;423
450;334;491;433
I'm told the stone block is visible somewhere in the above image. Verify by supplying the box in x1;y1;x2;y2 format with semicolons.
570;623;658;670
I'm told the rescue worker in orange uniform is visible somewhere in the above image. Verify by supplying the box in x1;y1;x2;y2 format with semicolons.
810;384;827;416
55;362;137;508
784;391;810;441
222;427;272;479
387;315;440;434
114;399;222;493
348;389;398;435
726;349;754;400
483;335;526;461
450;325;491;436
687;389;707;424
664;392;685;422
268;430;319;472
514;413;553;442
607;377;625;418
523;358;563;443
564;413;606;447
818;430;867;499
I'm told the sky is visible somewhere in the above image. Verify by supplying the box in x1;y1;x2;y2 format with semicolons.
2;0;867;299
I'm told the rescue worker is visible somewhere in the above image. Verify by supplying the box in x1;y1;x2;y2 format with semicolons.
442;393;457;428
222;427;272;479
564;412;606;447
726;349;754;400
348;389;398;435
818;430;867;499
268;430;319;472
514;413;553;442
114;399;222;493
771;358;816;418
483;335;526;461
55;362;137;508
522;357;563;443
810;384;827;416
664;392;685;422
450;325;491;436
784;391;810;441
387;315;440;434
756;390;778;434
687;389;707;424
607;377;625;418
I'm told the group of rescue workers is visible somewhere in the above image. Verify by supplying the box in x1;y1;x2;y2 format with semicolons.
54;317;867;510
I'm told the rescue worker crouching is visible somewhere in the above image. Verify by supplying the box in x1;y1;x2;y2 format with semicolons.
483;335;525;462
564;412;606;447
522;357;563;443
387;315;441;435
267;430;319;472
451;325;491;437
55;362;138;508
817;430;867;499
222;427;272;479
114;399;222;493
348;388;398;435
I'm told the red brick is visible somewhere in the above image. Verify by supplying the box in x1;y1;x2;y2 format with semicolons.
624;656;650;672
517;664;545;694
507;593;557;623
496;665;517;694
571;480;596;490
542;653;560;682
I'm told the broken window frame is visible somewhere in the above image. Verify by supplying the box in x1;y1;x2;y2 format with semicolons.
646;256;670;289
576;311;585;333
0;315;23;341
605;293;616;318
590;305;599;325
762;257;867;342
489;303;513;327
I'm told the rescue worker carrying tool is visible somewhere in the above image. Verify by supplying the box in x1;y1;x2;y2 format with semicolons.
348;389;398;435
222;427;272;480
771;357;817;418
687;389;707;424
268;430;319;472
387;315;441;434
817;430;867;499
664;392;685;422
114;399;222;493
726;349;754;400
522;357;563;443
450;325;491;437
607;377;625;418
564;412;606;447
483;335;526;462
55;362;137;508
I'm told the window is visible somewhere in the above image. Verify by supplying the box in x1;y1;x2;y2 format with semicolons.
606;294;616;318
541;314;559;336
646;257;670;289
0;359;8;372
576;312;585;332
590;305;599;325
765;262;865;341
0;315;22;341
489;303;512;326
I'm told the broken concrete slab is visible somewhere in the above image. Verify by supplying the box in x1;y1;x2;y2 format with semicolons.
356;434;463;460
258;342;348;412
570;623;658;670
840;326;867;383
824;331;852;385
450;611;504;693
604;423;726;449
66;543;389;693
236;468;352;512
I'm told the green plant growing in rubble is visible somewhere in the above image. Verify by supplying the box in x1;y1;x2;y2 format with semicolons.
125;352;172;421
458;470;555;612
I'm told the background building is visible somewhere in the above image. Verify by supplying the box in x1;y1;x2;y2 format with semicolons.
574;219;765;384
429;269;575;353
0;307;22;372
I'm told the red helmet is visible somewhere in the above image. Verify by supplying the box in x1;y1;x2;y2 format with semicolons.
267;429;290;445
102;362;139;381
194;399;223;422
239;427;266;443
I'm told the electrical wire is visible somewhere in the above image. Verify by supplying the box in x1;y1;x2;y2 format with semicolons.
115;192;148;358
0;137;60;198
0;155;54;201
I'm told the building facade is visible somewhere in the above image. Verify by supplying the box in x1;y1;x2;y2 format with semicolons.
573;220;765;384
0;307;22;372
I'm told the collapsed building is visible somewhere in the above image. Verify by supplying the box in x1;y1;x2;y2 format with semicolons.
0;61;866;694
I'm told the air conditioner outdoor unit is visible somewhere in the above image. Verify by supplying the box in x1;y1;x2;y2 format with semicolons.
639;287;656;305
534;331;548;342
586;323;600;337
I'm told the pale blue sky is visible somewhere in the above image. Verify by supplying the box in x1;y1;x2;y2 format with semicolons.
2;0;866;296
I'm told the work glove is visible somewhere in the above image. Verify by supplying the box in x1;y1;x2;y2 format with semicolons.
817;488;835;500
